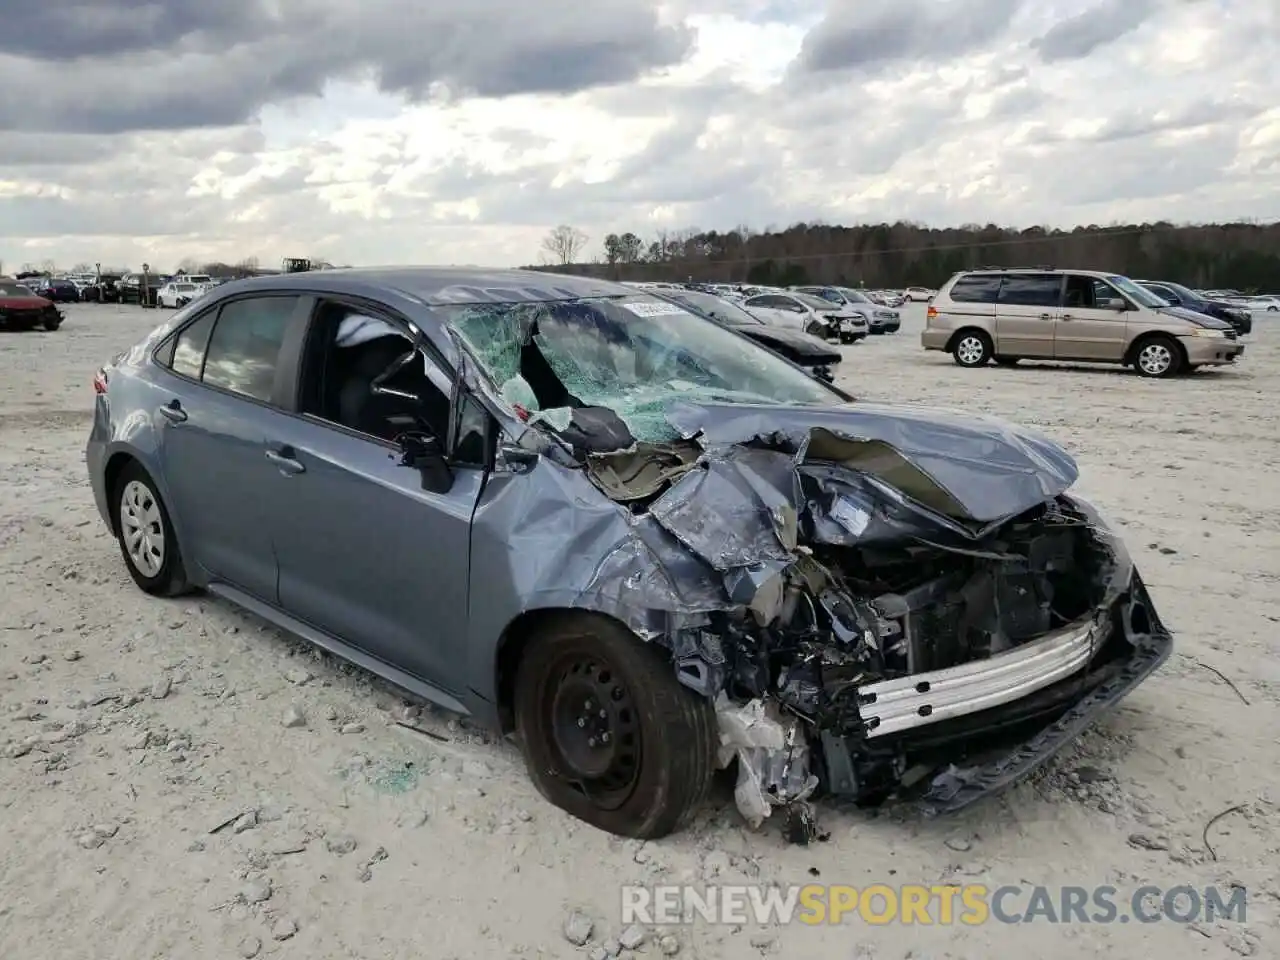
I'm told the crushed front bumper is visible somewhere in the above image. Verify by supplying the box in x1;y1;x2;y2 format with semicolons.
823;569;1172;814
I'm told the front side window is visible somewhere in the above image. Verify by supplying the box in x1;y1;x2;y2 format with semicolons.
201;296;298;402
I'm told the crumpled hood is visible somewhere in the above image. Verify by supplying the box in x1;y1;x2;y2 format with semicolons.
664;399;1079;524
736;325;841;360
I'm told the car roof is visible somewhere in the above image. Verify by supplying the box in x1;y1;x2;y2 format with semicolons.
215;266;634;307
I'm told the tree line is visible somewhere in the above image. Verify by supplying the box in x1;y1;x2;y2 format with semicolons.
534;220;1280;291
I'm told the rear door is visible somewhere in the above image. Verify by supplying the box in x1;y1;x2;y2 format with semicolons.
152;293;310;600
993;273;1061;358
1056;275;1128;360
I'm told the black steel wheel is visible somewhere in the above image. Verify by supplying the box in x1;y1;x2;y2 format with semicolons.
514;614;716;838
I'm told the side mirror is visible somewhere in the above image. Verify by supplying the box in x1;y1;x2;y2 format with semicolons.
1103;299;1127;311
398;431;453;493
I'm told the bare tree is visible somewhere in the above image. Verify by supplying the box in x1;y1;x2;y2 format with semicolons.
40;259;57;274
541;225;588;266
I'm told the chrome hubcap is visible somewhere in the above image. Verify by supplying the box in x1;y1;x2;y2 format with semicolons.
120;480;165;577
956;337;985;364
1138;344;1172;375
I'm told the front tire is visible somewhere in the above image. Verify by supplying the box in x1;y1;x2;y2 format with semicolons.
1132;335;1183;378
952;330;993;367
114;462;192;596
513;614;717;839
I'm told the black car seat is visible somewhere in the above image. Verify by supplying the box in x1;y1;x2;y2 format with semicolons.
337;335;416;440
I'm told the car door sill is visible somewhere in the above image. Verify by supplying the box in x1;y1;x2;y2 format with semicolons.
207;581;470;717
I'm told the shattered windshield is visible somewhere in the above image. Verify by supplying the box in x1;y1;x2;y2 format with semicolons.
444;295;841;442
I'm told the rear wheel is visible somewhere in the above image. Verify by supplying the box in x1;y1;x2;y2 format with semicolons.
114;461;192;596
1132;335;1183;378
513;614;716;839
952;330;993;367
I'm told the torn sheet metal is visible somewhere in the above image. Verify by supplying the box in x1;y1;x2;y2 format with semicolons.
663;399;1079;524
714;696;817;829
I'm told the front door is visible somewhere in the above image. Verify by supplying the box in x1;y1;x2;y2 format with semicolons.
993;273;1061;358
260;308;482;696
1055;276;1129;361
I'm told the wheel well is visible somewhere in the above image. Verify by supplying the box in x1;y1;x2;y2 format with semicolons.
494;608;655;734
102;453;140;535
945;326;992;352
1124;332;1187;368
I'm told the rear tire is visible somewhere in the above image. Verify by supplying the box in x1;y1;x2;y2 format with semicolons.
113;461;192;597
1132;335;1183;378
513;614;716;839
952;330;993;367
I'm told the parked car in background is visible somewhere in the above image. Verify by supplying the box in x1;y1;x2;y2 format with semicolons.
792;285;901;334
903;286;936;301
922;268;1243;378
85;266;1172;837
835;288;901;333
742;291;867;342
866;290;906;308
26;277;81;302
0;278;64;331
1242;295;1279;312
158;281;205;308
84;274;124;303
650;288;842;382
1134;280;1252;336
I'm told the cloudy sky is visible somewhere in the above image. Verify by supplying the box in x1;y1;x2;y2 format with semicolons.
1;0;1277;271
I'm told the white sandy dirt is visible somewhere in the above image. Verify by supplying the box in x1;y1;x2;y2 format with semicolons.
1;303;1277;959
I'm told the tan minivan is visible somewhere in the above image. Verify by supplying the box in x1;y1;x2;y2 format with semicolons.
920;268;1244;378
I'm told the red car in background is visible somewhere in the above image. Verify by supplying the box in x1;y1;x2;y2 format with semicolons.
0;279;64;331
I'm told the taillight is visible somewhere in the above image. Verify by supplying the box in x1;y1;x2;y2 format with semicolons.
926;305;938;326
93;368;108;394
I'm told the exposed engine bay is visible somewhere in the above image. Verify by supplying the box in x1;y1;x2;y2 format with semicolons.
503;400;1171;835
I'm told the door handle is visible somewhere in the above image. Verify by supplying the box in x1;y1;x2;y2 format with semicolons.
265;447;305;476
1061;314;1074;320
158;399;187;423
1039;313;1052;320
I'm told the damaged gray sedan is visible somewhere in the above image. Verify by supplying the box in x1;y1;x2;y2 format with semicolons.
86;268;1172;839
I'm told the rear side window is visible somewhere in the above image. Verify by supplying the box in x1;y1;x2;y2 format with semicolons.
948;275;1002;303
171;313;216;378
997;275;1061;307
202;296;298;402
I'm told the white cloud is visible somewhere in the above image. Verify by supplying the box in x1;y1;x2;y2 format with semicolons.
1;0;1277;271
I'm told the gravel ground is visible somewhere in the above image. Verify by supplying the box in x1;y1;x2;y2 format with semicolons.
1;303;1277;960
